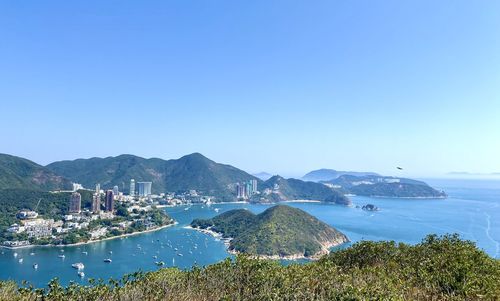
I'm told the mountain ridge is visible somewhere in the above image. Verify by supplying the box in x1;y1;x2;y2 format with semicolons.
46;153;259;200
302;168;380;182
0;153;72;191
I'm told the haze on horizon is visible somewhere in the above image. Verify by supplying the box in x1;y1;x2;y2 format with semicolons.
1;1;499;178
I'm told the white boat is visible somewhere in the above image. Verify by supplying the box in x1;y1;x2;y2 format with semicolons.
33;263;38;269
71;263;85;270
82;251;88;255
177;253;183;257
18;258;23;263
104;258;112;263
13;252;18;258
78;271;85;278
153;255;157;259
58;254;65;259
30;252;35;256
214;208;220;213
109;251;113;254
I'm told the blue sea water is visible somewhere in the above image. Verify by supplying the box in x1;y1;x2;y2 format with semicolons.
0;178;498;287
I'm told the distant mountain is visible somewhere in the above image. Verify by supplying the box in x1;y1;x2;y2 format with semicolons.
302;169;380;182
46;153;258;200
0;154;72;191
323;175;447;198
191;205;348;258
256;176;351;205
252;172;273;181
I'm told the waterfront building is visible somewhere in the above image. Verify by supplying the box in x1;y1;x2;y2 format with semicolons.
69;192;82;213
236;183;246;199
130;179;135;196
105;190;114;212
95;183;101;194
137;182;152;197
92;193;101;213
250;179;258;194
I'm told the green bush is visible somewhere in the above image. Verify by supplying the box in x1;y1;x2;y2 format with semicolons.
4;234;499;300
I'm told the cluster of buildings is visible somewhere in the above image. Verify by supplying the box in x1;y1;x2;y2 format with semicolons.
129;179;152;197
236;179;258;199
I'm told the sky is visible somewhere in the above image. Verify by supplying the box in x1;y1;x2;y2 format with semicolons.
0;0;499;178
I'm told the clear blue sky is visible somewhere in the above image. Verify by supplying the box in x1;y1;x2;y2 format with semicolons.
1;0;499;178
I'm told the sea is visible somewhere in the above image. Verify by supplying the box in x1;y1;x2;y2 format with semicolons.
0;178;498;288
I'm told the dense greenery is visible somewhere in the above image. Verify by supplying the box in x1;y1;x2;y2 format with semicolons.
1;235;498;300
192;205;348;257
0;154;72;191
325;175;447;198
257;176;351;205
46;153;259;200
302;168;380;182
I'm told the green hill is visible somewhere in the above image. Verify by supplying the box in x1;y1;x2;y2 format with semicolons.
325;175;447;198
46;153;258;200
191;205;349;258
257;176;351;205
0;154;72;191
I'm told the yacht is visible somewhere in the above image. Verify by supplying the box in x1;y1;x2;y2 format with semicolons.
33;263;38;269
82;251;88;255
58;254;65;259
13;252;18;258
104;258;112;263
78;271;85;278
71;263;85;270
18;258;23;263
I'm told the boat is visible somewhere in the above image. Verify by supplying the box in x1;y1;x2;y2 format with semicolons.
13;252;18;258
153;255;157;259
71;263;85;270
82;251;88;255
33;263;38;269
155;261;165;266
58;254;65;259
30;252;35;256
18;258;23;263
78;271;85;278
214;208;220;213
177;253;183;257
104;258;112;263
109;251;113;254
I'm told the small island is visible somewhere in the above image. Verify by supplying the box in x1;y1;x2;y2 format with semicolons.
190;205;349;259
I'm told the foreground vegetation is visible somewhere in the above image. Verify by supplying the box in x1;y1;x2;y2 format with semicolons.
0;234;498;300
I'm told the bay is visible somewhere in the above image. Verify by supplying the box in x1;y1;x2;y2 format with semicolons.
0;178;498;287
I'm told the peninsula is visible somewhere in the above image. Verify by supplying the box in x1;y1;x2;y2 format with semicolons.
190;205;349;259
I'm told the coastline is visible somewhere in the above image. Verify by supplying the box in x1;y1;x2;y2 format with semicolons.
280;200;321;203
1;222;177;250
186;225;348;261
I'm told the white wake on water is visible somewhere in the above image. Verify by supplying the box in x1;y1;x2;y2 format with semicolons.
483;212;500;258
